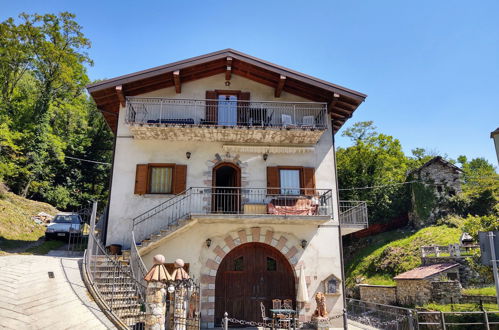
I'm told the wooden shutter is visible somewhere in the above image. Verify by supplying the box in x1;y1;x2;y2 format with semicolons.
205;90;217;124
237;92;250;125
134;164;149;195
267;167;279;195
173;164;187;194
302;167;316;196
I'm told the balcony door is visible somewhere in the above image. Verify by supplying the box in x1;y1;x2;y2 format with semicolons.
218;94;238;126
212;163;241;213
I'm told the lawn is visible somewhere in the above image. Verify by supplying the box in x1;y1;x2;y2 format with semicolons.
463;286;497;297
419;303;499;312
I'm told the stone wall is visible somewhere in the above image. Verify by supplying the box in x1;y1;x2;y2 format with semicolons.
358;285;397;305
431;281;462;304
396;279;433;306
421;257;483;287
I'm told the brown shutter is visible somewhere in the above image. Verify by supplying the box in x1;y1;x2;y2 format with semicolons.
134;164;149;195
302;167;316;196
267;166;279;195
173;164;187;194
205;90;217;124
237;92;250;125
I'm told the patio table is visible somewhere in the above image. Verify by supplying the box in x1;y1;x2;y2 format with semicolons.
270;308;296;330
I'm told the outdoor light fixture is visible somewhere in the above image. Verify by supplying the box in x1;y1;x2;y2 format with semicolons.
225;80;231;86
206;238;212;248
301;240;307;248
263;153;268;161
167;285;175;294
186;152;191;159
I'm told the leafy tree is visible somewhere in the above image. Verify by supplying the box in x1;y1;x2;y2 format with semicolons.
337;121;411;223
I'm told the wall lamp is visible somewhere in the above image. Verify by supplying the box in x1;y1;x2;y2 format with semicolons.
301;240;307;248
263;153;268;161
186;152;191;159
206;238;212;248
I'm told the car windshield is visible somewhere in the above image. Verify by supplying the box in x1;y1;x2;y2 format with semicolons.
53;215;80;224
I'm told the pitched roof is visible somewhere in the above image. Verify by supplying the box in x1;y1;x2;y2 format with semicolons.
86;49;367;133
394;263;459;280
491;127;499;138
413;156;463;174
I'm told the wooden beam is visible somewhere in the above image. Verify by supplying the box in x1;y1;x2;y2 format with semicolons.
225;57;232;80
275;75;286;98
173;70;181;93
115;85;126;107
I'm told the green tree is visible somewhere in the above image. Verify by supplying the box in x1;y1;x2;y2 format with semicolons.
336;121;411;223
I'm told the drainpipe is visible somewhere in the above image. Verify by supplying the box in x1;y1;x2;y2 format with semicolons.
332;118;349;329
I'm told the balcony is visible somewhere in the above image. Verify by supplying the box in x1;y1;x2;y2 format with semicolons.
125;97;328;144
132;187;369;244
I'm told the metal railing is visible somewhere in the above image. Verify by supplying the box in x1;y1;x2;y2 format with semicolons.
339;201;368;226
416;310;499;329
347;298;418;330
125;97;328;129
132;187;334;243
85;203;146;329
421;244;480;258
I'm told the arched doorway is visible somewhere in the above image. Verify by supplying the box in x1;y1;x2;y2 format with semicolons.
212;162;241;213
215;242;296;324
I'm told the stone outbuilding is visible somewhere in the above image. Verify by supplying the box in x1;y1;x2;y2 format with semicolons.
394;263;461;306
408;156;463;228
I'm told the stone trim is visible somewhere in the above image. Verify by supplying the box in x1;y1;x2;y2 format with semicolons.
204;152;249;187
200;226;303;327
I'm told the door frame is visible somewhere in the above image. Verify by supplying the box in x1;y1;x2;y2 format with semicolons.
212;162;241;213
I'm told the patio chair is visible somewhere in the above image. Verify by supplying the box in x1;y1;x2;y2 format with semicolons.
301;115;315;128
272;299;282;309
282;299;293;309
260;302;273;323
281;114;296;128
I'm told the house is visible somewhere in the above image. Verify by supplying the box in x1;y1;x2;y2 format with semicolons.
408;156;463;228
491;127;499;164
87;49;368;328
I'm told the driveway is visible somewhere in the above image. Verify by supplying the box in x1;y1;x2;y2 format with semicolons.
0;253;115;329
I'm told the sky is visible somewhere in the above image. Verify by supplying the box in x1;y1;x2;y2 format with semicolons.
2;0;499;165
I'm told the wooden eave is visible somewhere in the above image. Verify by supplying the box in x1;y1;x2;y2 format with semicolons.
87;49;367;134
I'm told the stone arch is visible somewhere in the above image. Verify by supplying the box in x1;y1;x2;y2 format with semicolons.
199;227;304;328
203;152;249;188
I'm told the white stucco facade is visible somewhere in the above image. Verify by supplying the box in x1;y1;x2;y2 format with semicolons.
105;73;349;328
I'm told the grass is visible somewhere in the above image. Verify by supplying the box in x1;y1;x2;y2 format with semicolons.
0;190;58;251
419;303;499;312
345;225;462;287
463;286;497;297
23;240;65;255
362;274;397;286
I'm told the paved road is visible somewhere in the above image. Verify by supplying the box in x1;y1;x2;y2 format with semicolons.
0;253;116;329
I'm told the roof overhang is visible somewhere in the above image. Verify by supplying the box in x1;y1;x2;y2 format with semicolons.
87;49;367;134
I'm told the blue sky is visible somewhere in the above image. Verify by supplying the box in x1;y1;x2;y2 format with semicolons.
2;0;498;165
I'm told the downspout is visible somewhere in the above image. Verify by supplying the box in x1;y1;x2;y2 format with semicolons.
332;118;349;329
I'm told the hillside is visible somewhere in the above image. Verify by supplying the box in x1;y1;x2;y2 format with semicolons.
345;225;462;288
0;187;59;252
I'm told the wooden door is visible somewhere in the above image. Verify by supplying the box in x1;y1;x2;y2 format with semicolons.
215;243;295;324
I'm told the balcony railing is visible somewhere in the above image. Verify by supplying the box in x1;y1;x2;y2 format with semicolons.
132;187;333;243
339;201;368;226
125;97;328;129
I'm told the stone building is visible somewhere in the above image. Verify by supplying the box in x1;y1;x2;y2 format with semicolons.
408;156;463;228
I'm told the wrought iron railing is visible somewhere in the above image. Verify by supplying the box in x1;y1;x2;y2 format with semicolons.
339;201;368;226
421;244;480;258
125;97;328;129
131;187;334;243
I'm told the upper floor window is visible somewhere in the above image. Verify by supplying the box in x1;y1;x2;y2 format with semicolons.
280;169;301;195
150;166;173;194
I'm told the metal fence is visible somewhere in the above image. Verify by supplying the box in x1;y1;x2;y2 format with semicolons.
132;187;334;243
347;298;417;330
416;310;499;330
339;201;369;226
125;97;328;129
421;244;480;258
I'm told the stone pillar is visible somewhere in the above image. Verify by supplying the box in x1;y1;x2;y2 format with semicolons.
144;254;172;330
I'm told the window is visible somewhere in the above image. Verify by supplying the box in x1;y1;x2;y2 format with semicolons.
218;95;238;126
326;278;337;294
149;166;173;193
233;256;244;271
266;257;277;271
280;169;301;195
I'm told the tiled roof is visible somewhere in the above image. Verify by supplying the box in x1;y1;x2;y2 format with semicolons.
394;263;459;280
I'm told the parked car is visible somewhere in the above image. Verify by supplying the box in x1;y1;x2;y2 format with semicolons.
45;213;84;240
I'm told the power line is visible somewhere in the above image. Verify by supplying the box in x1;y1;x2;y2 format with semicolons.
339;180;421;191
64;155;111;166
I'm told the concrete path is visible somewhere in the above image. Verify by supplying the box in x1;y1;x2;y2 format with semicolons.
0;253;116;329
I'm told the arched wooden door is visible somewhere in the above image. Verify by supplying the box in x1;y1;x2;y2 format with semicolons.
215;242;295;324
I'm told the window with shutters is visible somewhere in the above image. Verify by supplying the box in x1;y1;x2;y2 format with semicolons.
280;169;300;195
267;166;315;196
134;164;187;195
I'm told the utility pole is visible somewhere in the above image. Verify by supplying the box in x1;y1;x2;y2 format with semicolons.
487;231;499;308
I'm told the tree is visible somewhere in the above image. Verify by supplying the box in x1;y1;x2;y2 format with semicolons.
336;121;411;223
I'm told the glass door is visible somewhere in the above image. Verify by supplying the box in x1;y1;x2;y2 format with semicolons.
218;95;238;126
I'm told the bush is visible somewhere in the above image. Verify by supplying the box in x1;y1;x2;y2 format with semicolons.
436;214;466;228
